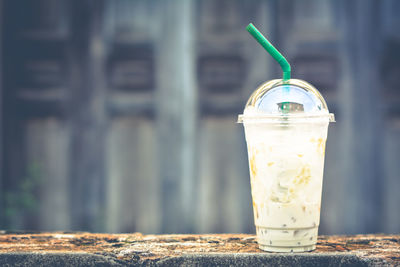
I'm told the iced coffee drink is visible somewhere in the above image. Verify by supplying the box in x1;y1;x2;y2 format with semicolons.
240;23;334;252
239;79;334;252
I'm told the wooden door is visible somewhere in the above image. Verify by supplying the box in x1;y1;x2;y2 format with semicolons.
1;0;400;235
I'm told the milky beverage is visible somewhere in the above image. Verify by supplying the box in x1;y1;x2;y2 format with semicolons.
243;107;329;252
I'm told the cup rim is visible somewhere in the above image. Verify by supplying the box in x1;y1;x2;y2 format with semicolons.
237;113;335;123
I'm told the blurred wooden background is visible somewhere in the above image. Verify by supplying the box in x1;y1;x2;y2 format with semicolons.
0;0;400;235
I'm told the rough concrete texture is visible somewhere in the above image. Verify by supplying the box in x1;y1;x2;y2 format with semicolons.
0;232;398;266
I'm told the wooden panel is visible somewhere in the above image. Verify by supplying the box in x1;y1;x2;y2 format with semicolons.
14;38;67;117
380;1;400;234
25;118;70;230
104;0;158;42
382;0;400;37
195;0;273;234
1;0;398;236
382;117;400;233
292;55;338;97
197;0;250;116
106;117;160;233
278;0;339;102
198;55;246;93
196;117;252;233
291;0;335;30
104;0;157;92
381;39;400;102
3;0;69;117
16;41;66;91
6;0;68;38
1;0;70;229
340;0;382;234
319;122;345;234
68;0;107;231
197;0;255;41
156;0;197;233
107;43;154;91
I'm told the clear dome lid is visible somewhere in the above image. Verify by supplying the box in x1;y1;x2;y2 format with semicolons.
238;79;335;123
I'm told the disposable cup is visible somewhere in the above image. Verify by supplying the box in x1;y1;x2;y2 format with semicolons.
238;79;334;252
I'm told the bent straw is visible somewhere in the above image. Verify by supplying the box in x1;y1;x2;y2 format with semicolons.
246;23;291;80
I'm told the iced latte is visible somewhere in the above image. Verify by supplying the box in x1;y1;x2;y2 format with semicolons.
239;79;334;252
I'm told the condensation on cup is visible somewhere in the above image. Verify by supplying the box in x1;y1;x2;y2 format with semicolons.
238;79;335;252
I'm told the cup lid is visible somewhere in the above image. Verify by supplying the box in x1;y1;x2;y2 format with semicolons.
238;79;335;123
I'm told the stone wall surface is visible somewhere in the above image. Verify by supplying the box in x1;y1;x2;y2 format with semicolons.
0;232;398;266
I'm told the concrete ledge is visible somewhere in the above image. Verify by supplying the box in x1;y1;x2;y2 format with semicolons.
0;253;123;267
0;232;398;266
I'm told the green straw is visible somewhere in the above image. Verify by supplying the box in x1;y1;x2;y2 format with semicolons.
246;23;291;80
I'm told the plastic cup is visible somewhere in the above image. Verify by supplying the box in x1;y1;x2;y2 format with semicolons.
238;79;334;252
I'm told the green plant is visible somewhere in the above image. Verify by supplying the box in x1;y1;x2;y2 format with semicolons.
3;163;43;226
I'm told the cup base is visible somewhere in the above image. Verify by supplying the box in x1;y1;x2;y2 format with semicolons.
256;226;318;253
259;244;316;253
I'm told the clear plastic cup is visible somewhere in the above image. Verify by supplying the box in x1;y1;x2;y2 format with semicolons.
238;79;334;252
